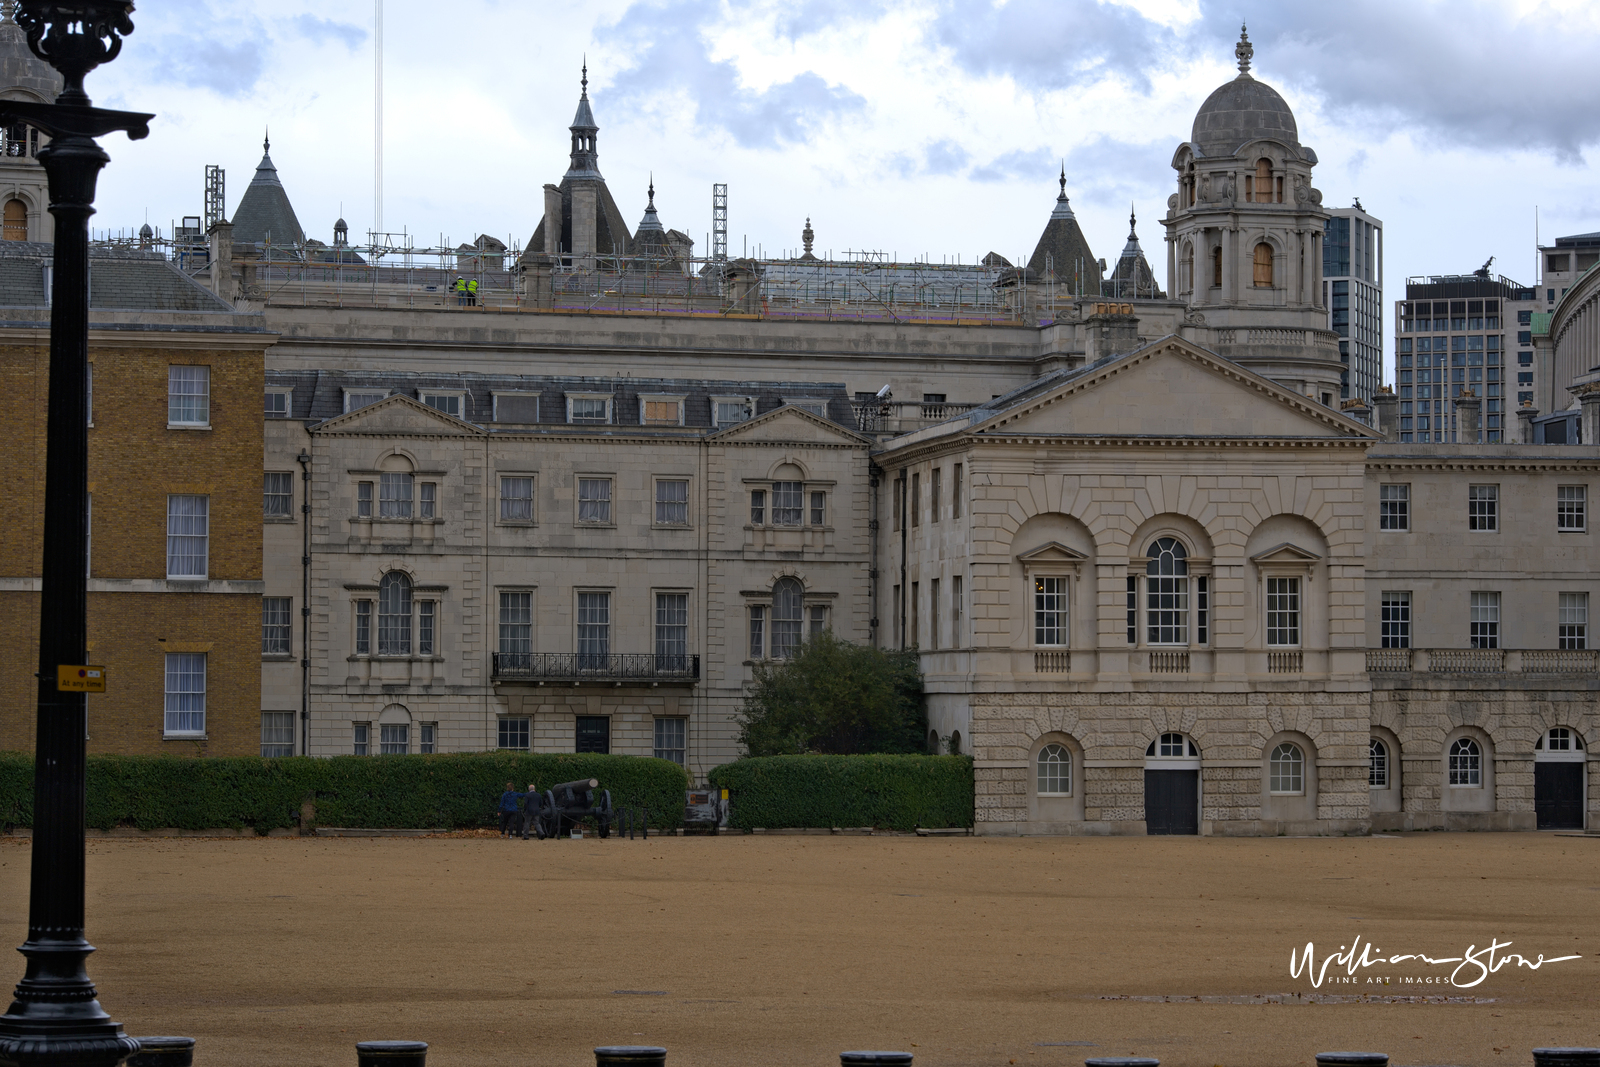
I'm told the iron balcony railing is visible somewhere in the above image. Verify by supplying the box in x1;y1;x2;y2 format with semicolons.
491;652;700;684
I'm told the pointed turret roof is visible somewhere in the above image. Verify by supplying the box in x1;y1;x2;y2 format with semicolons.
1026;167;1101;294
232;132;305;247
632;179;676;261
635;177;664;235
1102;205;1164;299
571;60;596;130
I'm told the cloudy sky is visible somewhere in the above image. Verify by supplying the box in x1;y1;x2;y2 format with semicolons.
80;0;1600;376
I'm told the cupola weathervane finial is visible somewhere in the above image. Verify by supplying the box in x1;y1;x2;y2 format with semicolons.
581;56;588;97
1236;23;1253;75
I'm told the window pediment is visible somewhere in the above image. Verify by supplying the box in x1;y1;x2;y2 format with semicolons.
1016;542;1089;569
1250;542;1321;565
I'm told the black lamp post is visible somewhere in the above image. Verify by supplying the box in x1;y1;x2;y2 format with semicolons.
0;5;150;1067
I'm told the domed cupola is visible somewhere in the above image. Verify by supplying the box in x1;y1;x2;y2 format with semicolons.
1189;26;1299;158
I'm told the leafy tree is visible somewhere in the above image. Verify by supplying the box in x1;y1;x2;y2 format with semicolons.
737;631;926;756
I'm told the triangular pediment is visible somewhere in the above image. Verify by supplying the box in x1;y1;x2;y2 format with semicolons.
314;394;485;436
710;404;870;445
1249;542;1322;564
1016;541;1089;564
973;337;1376;440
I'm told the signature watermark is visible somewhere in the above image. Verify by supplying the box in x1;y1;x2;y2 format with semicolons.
1291;936;1581;989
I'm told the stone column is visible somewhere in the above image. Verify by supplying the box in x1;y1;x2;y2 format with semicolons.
1165;230;1175;298
1371;387;1398;441
1577;386;1600;446
542;184;562;256
1221;226;1234;304
1454;390;1481;443
1518;404;1541;444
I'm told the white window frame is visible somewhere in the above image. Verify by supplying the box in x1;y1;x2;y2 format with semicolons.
1368;738;1389;788
352;722;370;755
263;471;294;520
1470;590;1500;649
491;390;541;424
1448;737;1482;787
262;596;292;656
165;494;209;580
1032;574;1068;647
343;389;389;414
498;473;536;524
418;390;466;418
1378;483;1409;532
653;477;690;527
261;711;294;758
576;476;614;526
653;716;687;766
1468;484;1499;532
379;723;409;755
163;652;206;737
1265;576;1301;647
1559;591;1589;650
712;395;753;429
566;393;612;425
1558;485;1587;532
167;365;211;428
1380;591;1411;649
264;388;292;419
1269;742;1305;795
639;393;686;427
419;722;437;754
497;589;535;659
1036;743;1072;796
783;397;827;416
654;590;690;665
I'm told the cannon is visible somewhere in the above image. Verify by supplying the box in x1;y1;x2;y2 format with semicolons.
531;778;613;839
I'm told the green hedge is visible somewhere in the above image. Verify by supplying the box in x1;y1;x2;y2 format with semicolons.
708;754;973;831
0;752;688;834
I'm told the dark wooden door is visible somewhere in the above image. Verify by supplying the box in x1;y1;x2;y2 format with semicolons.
575;716;611;754
1535;762;1583;829
1144;769;1199;835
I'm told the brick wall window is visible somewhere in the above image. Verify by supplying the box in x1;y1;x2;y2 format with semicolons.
163;653;206;737
166;495;208;579
167;365;209;426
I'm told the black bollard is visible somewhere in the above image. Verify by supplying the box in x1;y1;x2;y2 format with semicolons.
841;1054;913;1067
1085;1059;1159;1067
596;1045;667;1067
1315;1056;1388;1067
356;1040;428;1067
127;1037;196;1067
1533;1051;1600;1067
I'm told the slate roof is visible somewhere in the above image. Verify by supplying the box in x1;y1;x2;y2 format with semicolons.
0;242;235;312
1102;211;1165;299
265;369;855;430
525;175;635;259
232;141;306;247
1026;179;1101;293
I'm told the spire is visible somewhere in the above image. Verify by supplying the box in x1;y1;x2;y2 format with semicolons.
636;176;664;234
1128;203;1138;242
1050;163;1076;221
1235;22;1253;77
566;60;602;179
1120;203;1143;259
263;127;270;155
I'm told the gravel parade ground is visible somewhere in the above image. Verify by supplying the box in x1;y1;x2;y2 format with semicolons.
2;832;1596;1067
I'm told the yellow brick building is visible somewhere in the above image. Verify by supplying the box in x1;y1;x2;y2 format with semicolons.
0;245;273;755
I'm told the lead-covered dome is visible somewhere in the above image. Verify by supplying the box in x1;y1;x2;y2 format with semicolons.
1190;26;1298;157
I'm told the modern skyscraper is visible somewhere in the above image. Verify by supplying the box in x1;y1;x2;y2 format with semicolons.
1394;271;1537;443
1323;203;1382;403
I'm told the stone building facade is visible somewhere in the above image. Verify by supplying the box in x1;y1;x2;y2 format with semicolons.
262;371;869;777
0;246;272;755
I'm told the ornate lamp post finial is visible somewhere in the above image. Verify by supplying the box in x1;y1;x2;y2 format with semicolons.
1236;22;1253;75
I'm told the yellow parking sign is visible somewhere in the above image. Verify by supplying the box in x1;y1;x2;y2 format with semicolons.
56;665;106;693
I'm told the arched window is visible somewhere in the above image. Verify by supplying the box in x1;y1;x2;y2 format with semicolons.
1211;245;1222;288
770;577;804;659
1254;158;1272;203
950;730;962;755
1270;742;1304;794
928;729;939;754
377;571;413;655
1369;738;1388;788
1145;538;1189;645
1037;744;1071;795
1253;242;1274;288
2;199;25;242
1448;737;1482;786
1538;727;1583;752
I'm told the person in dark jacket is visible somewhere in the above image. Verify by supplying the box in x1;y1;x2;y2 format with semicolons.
497;781;523;836
519;782;541;839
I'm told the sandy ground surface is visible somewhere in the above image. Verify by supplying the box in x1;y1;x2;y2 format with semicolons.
0;832;1595;1067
